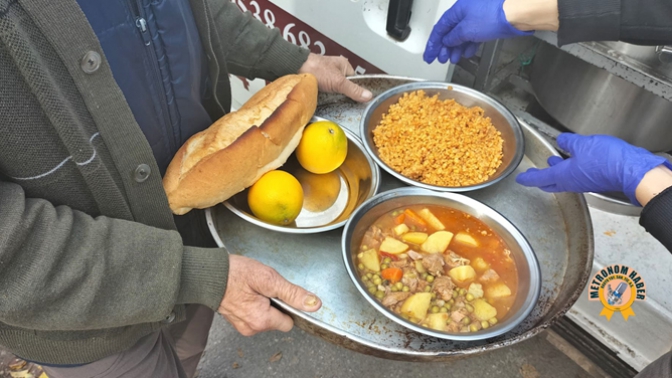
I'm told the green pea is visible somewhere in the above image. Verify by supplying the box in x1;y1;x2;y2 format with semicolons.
366;273;373;279
424;286;432;292
375;290;385;299
431;293;437;299
368;287;376;294
402;286;410;292
395;282;404;290
383;257;392;264
453;291;459;299
373;278;382;286
469;324;480;332
358;263;365;271
461;317;471;325
481;321;490;329
465;304;474;313
431;306;440;314
489;317;498;326
439;307;448;313
444;303;452;311
459;288;467;296
380;263;389;270
361;275;368;281
466;293;474;302
449;299;455;305
391;286;399;292
426;275;435;283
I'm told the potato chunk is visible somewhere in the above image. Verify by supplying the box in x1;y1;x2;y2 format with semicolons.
427;313;449;331
400;293;432;320
402;232;428;245
448;265;476;284
486;282;512;299
418;209;445;230
471;257;490;272
379;237;409;254
359;249;380;272
421;231;454;254
393;223;409;236
473;299;498;321
454;232;479;247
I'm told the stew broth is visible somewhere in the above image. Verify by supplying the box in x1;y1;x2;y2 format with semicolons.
356;204;518;334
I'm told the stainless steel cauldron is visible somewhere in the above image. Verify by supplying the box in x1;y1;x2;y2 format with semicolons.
530;42;672;152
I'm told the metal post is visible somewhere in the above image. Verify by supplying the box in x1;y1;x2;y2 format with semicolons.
473;40;503;91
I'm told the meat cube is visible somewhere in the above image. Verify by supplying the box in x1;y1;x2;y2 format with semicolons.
444;251;470;269
382;291;411;307
402;268;418;292
390;259;410;269
450;309;467;323
479;269;500;284
446;321;461;333
432;276;454;301
422;253;444;276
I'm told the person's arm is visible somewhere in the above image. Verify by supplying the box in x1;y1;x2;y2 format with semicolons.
556;0;672;46
199;0;371;102
638;166;672;252
0;180;229;331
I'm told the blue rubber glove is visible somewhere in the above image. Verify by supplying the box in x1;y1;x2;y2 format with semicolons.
424;0;532;64
516;133;672;206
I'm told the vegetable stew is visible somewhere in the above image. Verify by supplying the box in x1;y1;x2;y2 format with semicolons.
356;205;517;333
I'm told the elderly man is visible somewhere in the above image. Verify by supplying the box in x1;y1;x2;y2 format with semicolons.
0;0;370;377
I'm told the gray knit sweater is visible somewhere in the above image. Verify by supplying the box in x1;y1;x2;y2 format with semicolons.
0;0;308;364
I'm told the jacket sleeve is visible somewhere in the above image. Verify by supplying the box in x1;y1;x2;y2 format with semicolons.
557;0;672;46
639;186;672;253
205;0;309;80
0;180;229;331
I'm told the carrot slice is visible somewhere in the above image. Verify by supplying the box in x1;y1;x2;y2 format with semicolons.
403;209;427;226
394;213;406;225
381;267;403;283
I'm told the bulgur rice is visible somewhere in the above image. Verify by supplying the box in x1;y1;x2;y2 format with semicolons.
373;90;504;187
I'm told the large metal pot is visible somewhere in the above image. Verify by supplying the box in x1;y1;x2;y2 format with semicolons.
530;43;672;152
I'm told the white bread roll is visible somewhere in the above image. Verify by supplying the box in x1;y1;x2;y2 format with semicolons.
163;73;318;215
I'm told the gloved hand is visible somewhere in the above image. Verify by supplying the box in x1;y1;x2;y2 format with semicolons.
516;133;672;206
424;0;532;64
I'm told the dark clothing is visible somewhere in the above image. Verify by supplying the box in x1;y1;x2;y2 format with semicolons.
76;0;212;174
640;187;672;253
0;0;308;365
43;305;215;378
558;0;672;46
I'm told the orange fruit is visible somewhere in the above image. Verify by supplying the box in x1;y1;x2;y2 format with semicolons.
296;120;348;174
247;170;304;225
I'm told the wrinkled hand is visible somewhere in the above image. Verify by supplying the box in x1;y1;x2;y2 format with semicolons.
424;0;531;64
218;254;321;336
299;53;372;102
516;133;672;205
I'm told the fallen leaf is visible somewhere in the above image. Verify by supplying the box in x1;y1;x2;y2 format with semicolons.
232;362;240;369
237;349;244;358
269;352;283;363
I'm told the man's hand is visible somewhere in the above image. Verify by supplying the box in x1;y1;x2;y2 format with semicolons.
299;53;372;103
218;254;322;336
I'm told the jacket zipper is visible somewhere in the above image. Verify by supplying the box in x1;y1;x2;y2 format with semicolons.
128;0;179;153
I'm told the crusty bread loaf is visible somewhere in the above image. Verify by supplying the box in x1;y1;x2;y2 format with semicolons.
163;73;318;215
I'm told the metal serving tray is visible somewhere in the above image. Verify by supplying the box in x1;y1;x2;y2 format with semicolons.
205;75;594;361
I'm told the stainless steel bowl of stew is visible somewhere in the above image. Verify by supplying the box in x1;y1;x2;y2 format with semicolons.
341;187;541;341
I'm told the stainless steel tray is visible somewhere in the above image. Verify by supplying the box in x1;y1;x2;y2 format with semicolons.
205;75;594;361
